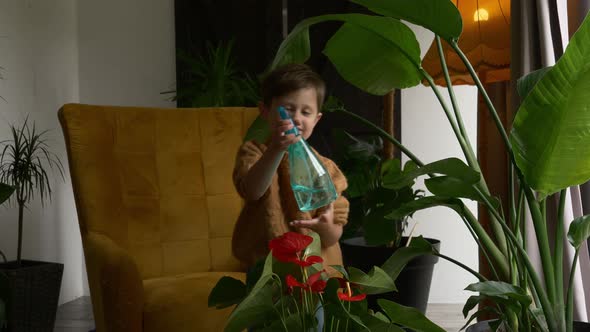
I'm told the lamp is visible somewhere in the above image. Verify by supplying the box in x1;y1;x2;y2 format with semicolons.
421;0;511;86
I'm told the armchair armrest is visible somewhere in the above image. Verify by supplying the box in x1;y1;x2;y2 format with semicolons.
84;232;144;332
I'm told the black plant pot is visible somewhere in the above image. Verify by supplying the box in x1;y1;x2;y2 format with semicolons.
340;236;440;313
466;319;590;332
0;260;64;332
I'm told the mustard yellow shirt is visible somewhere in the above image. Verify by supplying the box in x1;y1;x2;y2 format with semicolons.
231;141;349;271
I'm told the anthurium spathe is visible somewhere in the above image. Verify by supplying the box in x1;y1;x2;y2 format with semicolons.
269;232;324;267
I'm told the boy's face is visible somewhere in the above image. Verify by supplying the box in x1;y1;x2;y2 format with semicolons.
263;87;322;140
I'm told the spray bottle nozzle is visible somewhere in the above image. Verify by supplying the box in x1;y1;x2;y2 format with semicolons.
277;106;299;136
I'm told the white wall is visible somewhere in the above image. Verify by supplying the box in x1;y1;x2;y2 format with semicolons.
0;0;82;304
0;0;176;304
402;24;479;303
78;0;176;107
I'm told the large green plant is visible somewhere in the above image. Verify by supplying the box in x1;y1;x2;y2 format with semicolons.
0;118;64;266
267;1;590;331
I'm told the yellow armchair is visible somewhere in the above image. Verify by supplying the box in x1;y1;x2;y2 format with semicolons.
59;104;257;332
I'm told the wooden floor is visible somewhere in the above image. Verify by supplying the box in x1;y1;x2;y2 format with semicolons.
54;297;467;331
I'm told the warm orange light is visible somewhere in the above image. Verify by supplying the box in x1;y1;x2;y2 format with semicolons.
474;8;489;21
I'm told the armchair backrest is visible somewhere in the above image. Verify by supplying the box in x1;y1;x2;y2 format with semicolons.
59;104;258;279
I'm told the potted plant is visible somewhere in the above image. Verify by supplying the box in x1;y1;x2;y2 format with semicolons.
163;39;260;107
0;118;65;332
209;231;447;332
265;0;590;331
330;128;439;314
0;183;14;331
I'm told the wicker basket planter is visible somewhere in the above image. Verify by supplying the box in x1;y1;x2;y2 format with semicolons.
0;260;63;332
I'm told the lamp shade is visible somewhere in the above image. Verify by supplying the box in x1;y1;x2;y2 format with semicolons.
421;0;511;86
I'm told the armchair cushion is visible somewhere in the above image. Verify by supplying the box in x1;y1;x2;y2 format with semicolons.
143;272;244;332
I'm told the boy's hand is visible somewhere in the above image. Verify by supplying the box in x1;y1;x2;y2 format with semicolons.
289;203;342;248
268;119;300;152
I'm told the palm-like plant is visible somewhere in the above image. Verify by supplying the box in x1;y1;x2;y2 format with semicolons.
0;118;64;266
168;39;260;107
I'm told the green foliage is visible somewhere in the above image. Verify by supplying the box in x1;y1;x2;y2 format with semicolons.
266;0;590;331
210;232;432;332
510;15;590;196
0;117;64;264
333;130;421;247
169;40;260;107
0;183;14;206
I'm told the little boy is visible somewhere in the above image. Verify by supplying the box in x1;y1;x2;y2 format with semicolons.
231;63;349;273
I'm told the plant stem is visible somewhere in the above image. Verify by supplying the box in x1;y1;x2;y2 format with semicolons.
420;70;472;164
17;201;24;266
436;253;487;281
476;187;558;331
462;208;509;279
555;189;566;331
522;186;557;307
450;41;512;153
452;40;560;323
566;250;580;332
0;250;6;263
422;67;509;258
336;108;424;166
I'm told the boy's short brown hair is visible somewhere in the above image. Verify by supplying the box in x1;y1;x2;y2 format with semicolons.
261;63;326;111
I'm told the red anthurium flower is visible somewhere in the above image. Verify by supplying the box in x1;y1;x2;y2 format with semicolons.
285;271;327;294
332;277;360;289
269;232;313;263
293;255;323;267
286;274;307;293
338;291;366;302
307;270;327;293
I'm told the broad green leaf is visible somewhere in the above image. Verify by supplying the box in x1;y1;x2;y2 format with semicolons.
243;115;270;144
259;312;310;332
303;231;324;274
0;183;14;205
424;176;497;205
363;185;416;246
516;67;552;100
351;0;462;42
386;196;465;220
460;307;503;332
378;299;446;332
329;265;349;280
225;283;277;332
248;253;274;296
465;281;532;307
363;208;397;246
567;214;590;249
510;13;590;196
270;14;422;93
462;295;486;318
324;20;422;94
381;236;437;279
361;311;405;332
383;158;479;190
348;266;397;294
207;276;247;309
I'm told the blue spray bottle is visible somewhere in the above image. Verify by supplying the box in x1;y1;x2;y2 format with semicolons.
278;106;338;211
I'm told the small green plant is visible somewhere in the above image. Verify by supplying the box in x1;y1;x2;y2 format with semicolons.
165;39;260;107
0;118;64;266
333;130;422;248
